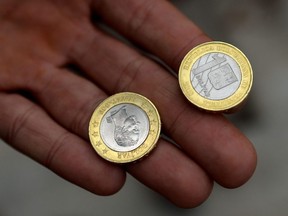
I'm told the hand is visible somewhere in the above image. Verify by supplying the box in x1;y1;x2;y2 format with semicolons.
0;0;256;208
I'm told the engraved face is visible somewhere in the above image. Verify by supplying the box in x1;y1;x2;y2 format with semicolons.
190;53;241;100
114;112;140;147
100;104;150;152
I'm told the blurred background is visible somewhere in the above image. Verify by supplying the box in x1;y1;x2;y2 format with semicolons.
1;0;288;215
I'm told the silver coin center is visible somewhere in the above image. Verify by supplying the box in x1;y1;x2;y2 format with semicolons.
100;103;150;152
190;52;241;100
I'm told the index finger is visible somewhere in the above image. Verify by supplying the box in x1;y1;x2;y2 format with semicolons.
92;0;210;70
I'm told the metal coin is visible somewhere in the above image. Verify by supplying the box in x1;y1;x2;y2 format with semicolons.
88;92;161;163
179;41;253;112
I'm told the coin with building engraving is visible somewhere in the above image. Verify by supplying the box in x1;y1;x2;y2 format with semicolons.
88;92;161;163
179;41;253;112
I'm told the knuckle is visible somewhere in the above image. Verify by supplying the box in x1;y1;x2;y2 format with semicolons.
114;57;146;93
127;0;157;33
44;131;70;169
5;102;36;146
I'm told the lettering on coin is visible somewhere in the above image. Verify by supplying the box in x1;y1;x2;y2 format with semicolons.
92;121;99;127
92;131;98;137
190;53;241;100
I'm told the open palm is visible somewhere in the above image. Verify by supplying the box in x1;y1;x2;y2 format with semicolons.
0;0;256;208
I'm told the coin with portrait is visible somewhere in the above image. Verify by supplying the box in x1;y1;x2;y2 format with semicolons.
89;92;161;163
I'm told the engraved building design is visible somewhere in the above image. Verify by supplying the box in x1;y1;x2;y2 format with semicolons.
192;54;238;98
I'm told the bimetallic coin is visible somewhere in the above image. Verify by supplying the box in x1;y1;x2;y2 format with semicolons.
179;41;253;112
89;92;161;163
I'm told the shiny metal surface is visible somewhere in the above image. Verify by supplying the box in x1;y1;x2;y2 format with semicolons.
100;104;150;152
89;92;161;163
191;52;241;100
179;41;252;112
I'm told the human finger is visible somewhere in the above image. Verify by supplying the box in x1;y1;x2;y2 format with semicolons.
128;139;213;208
0;93;126;196
31;66;213;207
68;26;256;188
92;0;210;70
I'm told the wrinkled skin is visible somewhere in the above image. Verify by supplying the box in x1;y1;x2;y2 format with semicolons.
0;0;256;208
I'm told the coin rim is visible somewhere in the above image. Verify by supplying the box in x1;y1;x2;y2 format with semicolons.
179;41;253;112
88;92;161;163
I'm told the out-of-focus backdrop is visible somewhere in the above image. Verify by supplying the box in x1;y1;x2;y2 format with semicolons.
1;0;287;215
